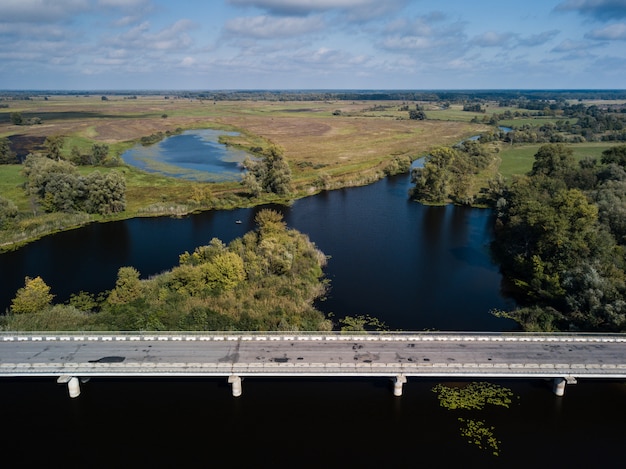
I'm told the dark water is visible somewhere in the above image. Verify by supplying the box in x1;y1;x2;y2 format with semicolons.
1;173;625;467
121;129;249;182
0;174;515;331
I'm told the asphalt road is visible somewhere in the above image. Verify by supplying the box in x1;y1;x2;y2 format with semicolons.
1;333;625;378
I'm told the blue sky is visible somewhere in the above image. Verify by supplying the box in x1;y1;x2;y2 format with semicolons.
1;0;626;90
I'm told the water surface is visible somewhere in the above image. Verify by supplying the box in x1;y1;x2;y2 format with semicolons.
121;129;249;181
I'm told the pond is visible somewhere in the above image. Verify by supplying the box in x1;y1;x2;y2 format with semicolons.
121;129;249;182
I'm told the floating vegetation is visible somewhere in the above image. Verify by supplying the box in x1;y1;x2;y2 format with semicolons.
458;418;501;456
432;382;518;456
432;382;515;410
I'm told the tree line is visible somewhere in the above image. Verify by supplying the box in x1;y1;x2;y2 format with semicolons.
491;144;626;331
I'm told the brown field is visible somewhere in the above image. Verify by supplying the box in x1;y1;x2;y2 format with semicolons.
0;95;488;186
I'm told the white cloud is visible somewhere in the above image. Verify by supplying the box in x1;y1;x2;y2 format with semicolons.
224;15;324;38
108;19;198;51
586;22;626;39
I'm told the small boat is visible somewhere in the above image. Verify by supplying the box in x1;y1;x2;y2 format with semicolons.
235;220;242;224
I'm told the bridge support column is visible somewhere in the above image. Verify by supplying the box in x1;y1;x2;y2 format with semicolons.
228;375;243;397
57;375;81;398
392;375;407;397
553;377;566;397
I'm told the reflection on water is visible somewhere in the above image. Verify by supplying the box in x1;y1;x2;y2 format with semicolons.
121;129;249;181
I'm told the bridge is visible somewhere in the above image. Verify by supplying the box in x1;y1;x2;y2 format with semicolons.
1;331;625;398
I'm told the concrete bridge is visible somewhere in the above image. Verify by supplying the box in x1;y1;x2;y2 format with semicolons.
1;331;625;398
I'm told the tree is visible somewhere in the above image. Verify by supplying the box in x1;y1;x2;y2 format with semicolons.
242;145;292;196
11;276;54;315
201;252;246;291
0;137;17;164
10;112;23;125
410;146;457;203
44;135;65;160
409;109;427;120
82;171;126;214
600;145;626;167
0;195;18;229
91;143;109;165
107;267;142;305
529;143;576;179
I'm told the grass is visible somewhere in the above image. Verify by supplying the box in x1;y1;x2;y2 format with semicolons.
498;141;621;179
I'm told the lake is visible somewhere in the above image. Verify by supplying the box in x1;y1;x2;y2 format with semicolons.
1;150;624;467
121;129;249;182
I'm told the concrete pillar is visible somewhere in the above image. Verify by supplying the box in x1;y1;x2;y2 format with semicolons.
553;377;566;397
392;375;407;397
67;377;81;398
228;375;242;397
57;375;81;398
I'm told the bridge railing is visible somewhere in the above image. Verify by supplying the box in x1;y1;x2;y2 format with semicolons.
2;330;626;341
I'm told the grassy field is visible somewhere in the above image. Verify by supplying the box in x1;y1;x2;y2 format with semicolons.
498;141;619;179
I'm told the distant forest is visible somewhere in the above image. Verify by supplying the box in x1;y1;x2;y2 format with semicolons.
2;89;626;103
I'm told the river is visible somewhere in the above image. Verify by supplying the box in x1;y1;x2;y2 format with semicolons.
1;142;624;467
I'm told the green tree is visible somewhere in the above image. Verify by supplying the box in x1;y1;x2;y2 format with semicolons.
11;276;54;315
600;145;626;167
10;112;23;125
242;145;292;196
0;195;18;229
44;135;65;160
409;109;427;120
411;146;457;203
82;171;126;214
202;252;246;291
529;143;576;179
0;137;18;164
107;267;143;305
91;143;109;165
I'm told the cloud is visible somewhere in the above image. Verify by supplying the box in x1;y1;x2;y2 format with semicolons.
224;15;324;38
470;31;516;48
586;22;626;39
518;30;560;47
107;19;198;51
379;13;468;60
552;38;590;51
550;38;602;59
0;0;90;23
98;0;149;7
555;0;626;21
229;0;405;19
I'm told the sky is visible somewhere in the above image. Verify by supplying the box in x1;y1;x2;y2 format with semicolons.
1;0;626;90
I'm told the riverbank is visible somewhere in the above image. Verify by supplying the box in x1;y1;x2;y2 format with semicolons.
1;96;489;252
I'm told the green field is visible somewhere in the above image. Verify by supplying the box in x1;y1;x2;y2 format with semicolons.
498;142;619;179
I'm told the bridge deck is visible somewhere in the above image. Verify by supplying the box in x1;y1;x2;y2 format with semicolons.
2;332;626;379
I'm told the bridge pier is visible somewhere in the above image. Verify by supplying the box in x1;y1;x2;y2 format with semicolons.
553;378;566;396
228;375;243;397
57;375;81;398
392;375;407;397
553;376;577;396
